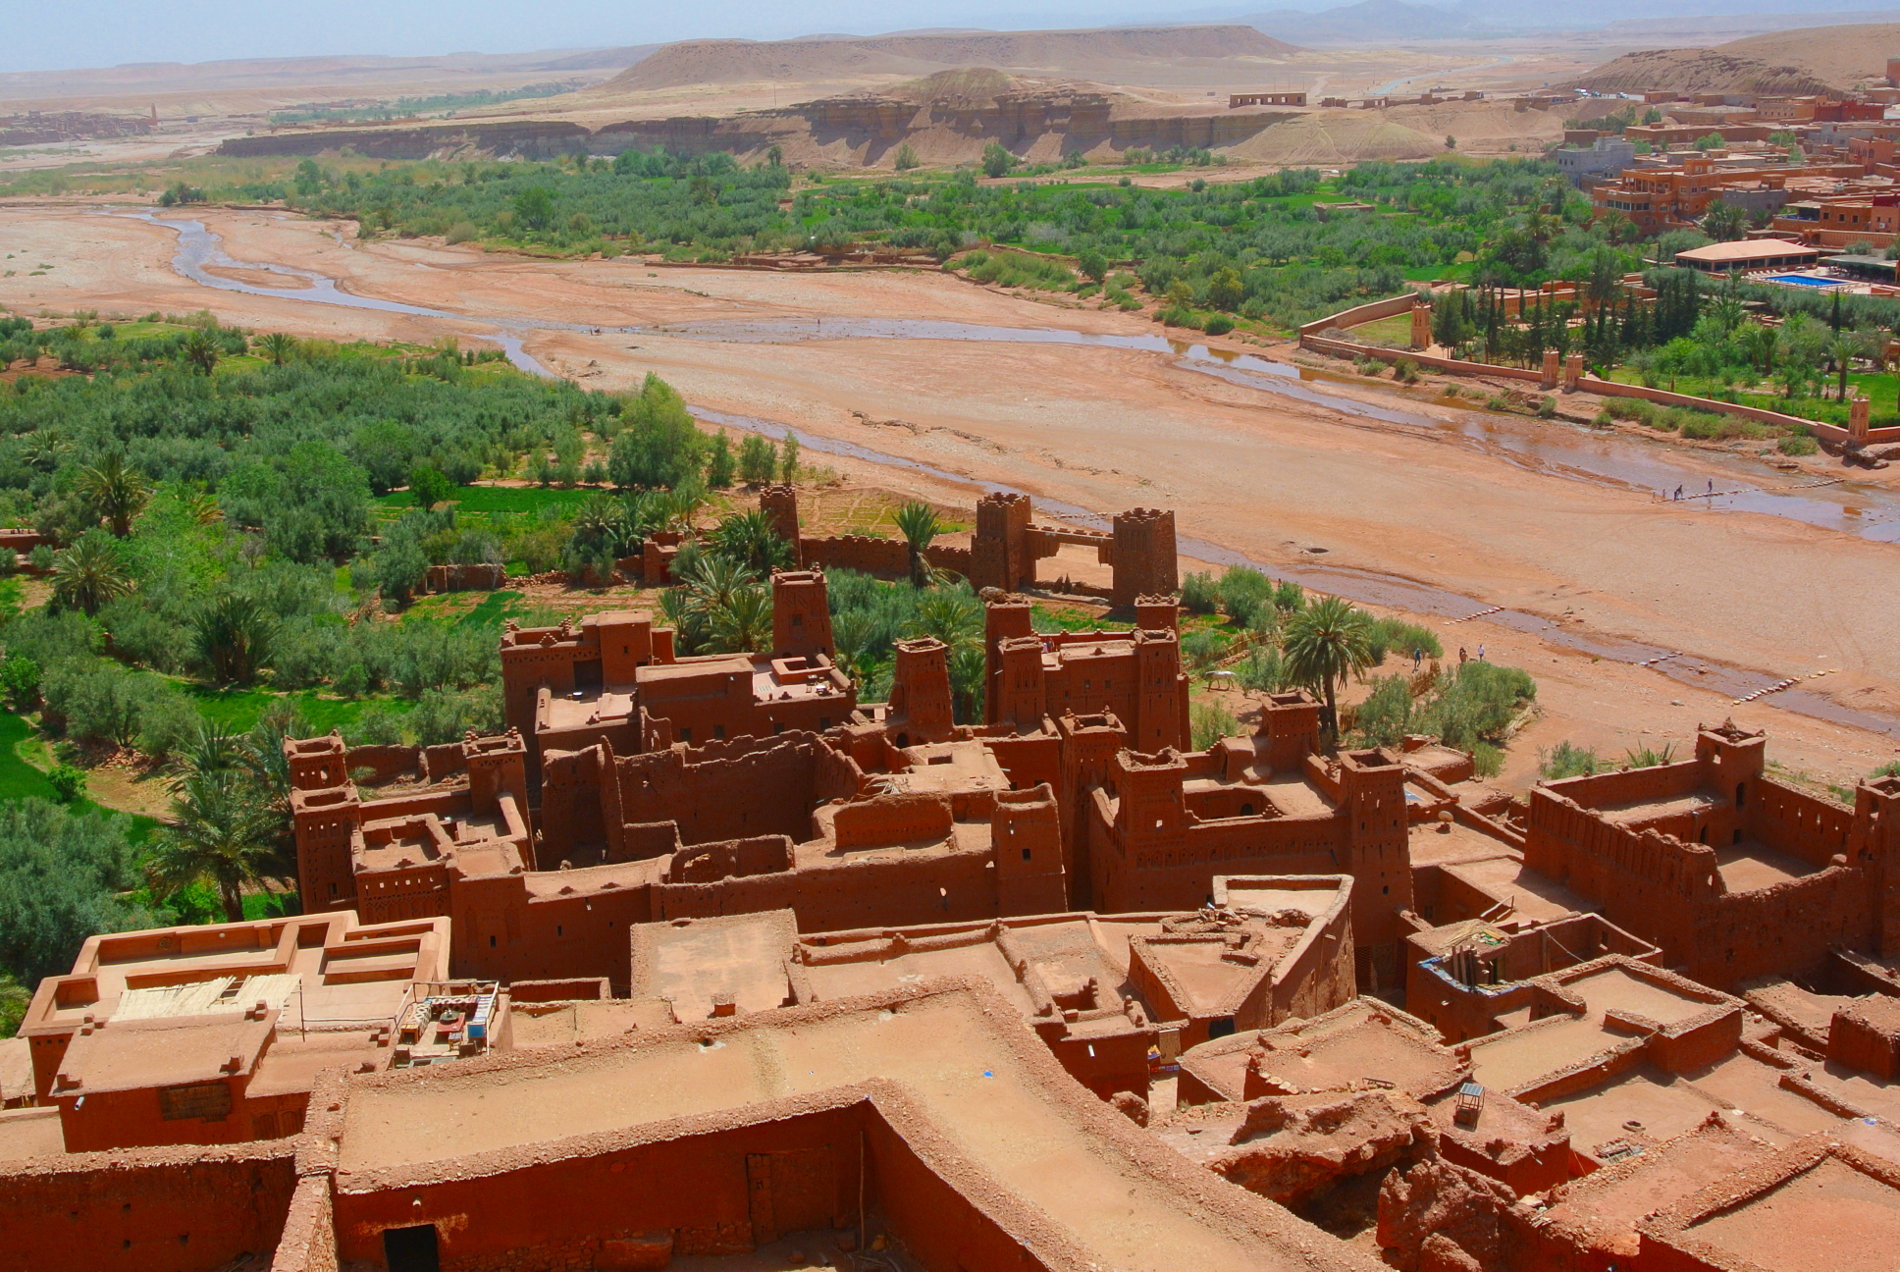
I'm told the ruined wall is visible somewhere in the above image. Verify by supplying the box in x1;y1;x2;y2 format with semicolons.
1684;867;1871;989
612;734;859;847
0;1142;296;1272
1092;806;1348;914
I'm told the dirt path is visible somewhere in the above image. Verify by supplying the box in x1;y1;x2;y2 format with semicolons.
4;204;1896;792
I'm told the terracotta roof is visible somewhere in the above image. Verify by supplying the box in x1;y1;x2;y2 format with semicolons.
1675;239;1821;263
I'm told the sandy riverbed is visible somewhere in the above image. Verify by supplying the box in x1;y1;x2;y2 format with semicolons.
3;203;1896;790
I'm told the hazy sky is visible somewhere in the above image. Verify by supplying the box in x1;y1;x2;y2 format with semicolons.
5;0;1200;73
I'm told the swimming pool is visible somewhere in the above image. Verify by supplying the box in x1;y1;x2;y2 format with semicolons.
1764;274;1845;287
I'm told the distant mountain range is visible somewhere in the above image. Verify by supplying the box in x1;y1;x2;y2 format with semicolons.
1229;0;1900;39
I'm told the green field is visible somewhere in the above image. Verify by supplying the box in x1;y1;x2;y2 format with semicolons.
186;686;417;734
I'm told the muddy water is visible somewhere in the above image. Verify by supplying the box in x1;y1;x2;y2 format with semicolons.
124;212;1900;736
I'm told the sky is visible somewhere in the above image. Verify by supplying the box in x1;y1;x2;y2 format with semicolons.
7;0;1897;73
2;0;1185;73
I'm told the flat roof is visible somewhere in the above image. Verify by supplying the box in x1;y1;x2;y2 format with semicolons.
1676;239;1821;263
54;1012;273;1095
332;983;1372;1272
629;911;796;1022
1684;1155;1900;1272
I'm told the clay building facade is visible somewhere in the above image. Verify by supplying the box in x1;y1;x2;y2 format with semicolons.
1522;723;1900;990
17;911;450;1152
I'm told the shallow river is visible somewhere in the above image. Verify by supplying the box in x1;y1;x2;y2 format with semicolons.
119;211;1900;738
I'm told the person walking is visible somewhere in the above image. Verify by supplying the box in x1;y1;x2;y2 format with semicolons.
1412;648;1423;673
1458;646;1468;666
1476;643;1486;661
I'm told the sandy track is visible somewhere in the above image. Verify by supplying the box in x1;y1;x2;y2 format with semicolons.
4;204;1897;789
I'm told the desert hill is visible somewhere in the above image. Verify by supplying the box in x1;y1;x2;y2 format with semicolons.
1720;20;1900;83
606;25;1300;92
1563;46;1838;96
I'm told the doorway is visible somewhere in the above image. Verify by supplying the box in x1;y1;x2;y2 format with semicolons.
383;1224;440;1272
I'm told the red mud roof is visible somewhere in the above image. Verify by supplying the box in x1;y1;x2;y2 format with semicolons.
1638;1134;1900;1272
320;979;1381;1272
54;1012;274;1096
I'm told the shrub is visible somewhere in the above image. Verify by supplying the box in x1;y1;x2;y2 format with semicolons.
1367;617;1442;663
1538;740;1602;780
1190;699;1242;749
46;765;85;804
1236;644;1289;693
1216;566;1274;627
1352;675;1414;747
1535;396;1557;418
1472;741;1503;778
1778;431;1818;456
1203;315;1235;336
1417;661;1536;750
1181;629;1232;672
1393;358;1420;383
1180;571;1220;615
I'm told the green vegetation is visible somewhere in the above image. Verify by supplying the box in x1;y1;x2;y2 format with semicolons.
1432;265;1900;432
1539;740;1603;780
267;82;585;126
0;321;774;1000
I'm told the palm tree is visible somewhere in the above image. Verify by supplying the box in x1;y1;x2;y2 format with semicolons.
831;610;876;686
707;584;773;653
892;501;940;588
180;328;221;375
77;453;150;536
1282;595;1377;745
148;768;280;922
193;593;277;685
908;587;982;652
51;532;133;616
948;644;986;724
683;553;760;613
256;332;297;366
711;510;791;574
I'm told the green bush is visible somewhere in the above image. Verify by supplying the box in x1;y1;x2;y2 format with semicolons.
1417;661;1536;750
1180;571;1220;615
45;765;85;804
1538;740;1601;780
1190;699;1242;750
1352;675;1414;747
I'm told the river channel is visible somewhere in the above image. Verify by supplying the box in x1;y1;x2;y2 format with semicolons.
118;210;1900;738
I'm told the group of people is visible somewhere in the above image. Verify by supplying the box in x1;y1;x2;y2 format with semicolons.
1663;479;1717;502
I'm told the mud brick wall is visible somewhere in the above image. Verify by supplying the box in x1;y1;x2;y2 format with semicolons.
0;1143;296;1272
331;1105;863;1270
1686;868;1872;989
1748;778;1853;869
863;1106;1054;1272
613;735;858;847
270;1173;338;1272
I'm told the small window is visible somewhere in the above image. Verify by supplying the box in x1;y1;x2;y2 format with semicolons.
488;935;497;949
713;725;725;739
1021;848;1032;862
679;728;692;743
